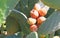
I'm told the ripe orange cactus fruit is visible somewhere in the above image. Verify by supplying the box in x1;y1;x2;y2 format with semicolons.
30;9;39;19
37;16;46;27
30;24;38;32
34;3;41;11
38;6;49;16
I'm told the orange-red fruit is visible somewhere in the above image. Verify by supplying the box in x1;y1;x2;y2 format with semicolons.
34;3;41;11
38;9;47;16
27;17;36;25
37;16;46;27
30;9;39;19
30;25;37;32
38;6;49;16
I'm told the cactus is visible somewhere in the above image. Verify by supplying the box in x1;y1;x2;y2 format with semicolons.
0;0;60;38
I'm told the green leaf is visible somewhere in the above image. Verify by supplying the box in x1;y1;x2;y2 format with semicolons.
41;0;60;9
38;10;60;35
6;9;30;35
0;0;19;10
15;0;39;17
5;0;20;17
6;0;19;9
26;32;38;38
0;0;19;24
45;34;49;38
6;16;20;35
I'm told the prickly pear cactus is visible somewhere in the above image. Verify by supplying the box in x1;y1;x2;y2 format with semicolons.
0;0;60;38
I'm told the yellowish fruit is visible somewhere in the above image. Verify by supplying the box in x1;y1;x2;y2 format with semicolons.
27;17;36;25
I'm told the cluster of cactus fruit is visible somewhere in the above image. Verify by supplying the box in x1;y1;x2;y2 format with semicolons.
0;0;60;38
27;3;49;32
